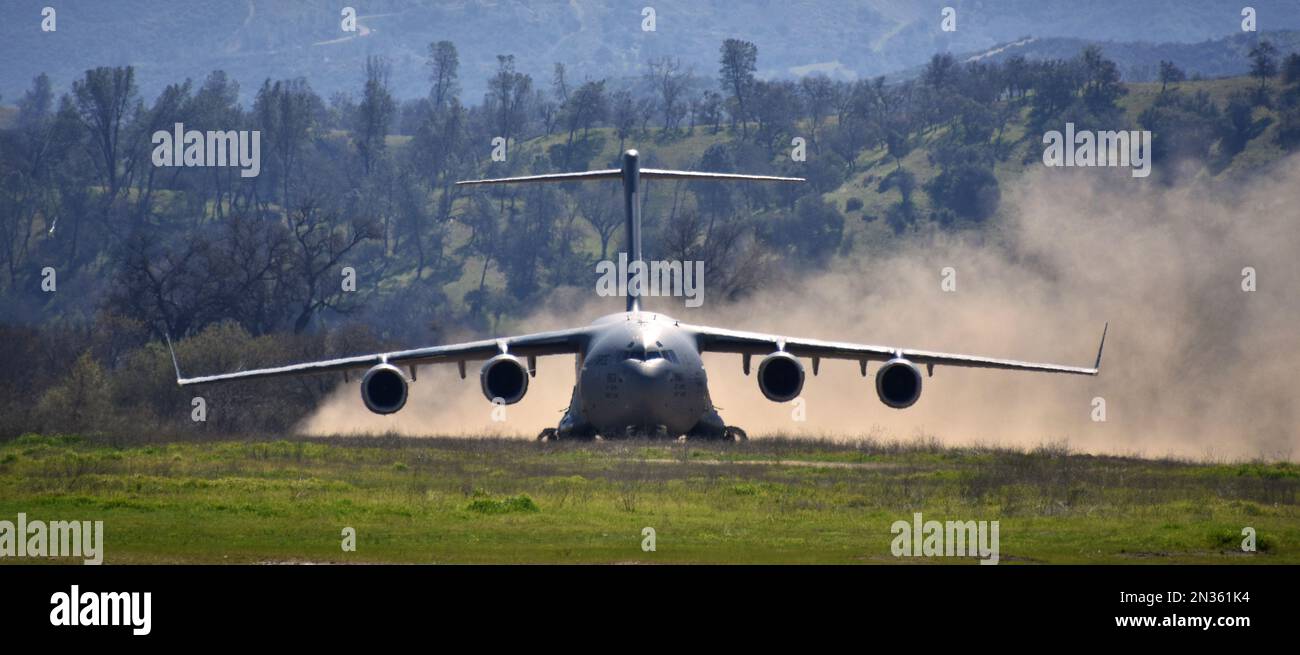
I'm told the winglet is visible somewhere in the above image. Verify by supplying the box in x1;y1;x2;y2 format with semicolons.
164;332;185;386
1092;322;1108;374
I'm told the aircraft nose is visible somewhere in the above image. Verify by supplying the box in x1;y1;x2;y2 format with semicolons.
621;357;669;383
578;348;702;437
609;356;670;402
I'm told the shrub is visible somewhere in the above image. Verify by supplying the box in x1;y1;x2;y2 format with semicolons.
466;494;540;514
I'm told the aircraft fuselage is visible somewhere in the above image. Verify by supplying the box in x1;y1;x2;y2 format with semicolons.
562;312;720;438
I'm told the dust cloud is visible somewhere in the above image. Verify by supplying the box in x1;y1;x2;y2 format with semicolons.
301;158;1300;461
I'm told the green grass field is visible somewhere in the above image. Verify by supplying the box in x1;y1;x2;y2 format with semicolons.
0;434;1294;564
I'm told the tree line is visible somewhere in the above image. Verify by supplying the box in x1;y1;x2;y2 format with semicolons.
1;38;1298;438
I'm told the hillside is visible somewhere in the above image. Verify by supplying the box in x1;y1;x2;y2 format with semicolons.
7;0;1300;103
948;30;1300;82
837;74;1289;233
457;73;1296;266
3;69;1293;325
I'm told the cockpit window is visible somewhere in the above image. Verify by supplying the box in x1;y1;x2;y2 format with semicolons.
621;347;677;362
623;345;674;362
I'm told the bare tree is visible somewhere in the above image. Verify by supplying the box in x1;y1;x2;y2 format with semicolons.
71;66;139;199
254;78;319;211
286;200;380;333
610;90;637;151
577;185;621;260
486;55;533;148
647;57;690;132
356;56;396;176
636;96;657;136
562;79;607;144
800;74;837;149
552;62;569;105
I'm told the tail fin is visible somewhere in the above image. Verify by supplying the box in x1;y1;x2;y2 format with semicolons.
457;149;804;312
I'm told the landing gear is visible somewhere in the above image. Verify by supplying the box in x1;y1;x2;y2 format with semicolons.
539;426;599;441
724;426;748;442
623;425;669;439
683;409;747;441
678;425;747;442
542;418;746;441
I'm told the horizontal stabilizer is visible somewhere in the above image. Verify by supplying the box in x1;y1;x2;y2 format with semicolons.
456;169;804;186
456;169;622;185
639;169;803;182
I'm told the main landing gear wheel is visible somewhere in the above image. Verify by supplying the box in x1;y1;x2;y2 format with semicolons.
537;428;558;442
724;426;748;442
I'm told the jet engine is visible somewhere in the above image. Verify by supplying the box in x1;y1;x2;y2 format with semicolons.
360;363;409;415
757;351;805;402
875;358;922;409
480;354;530;405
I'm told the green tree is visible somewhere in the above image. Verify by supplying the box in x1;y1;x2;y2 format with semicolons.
1249;41;1278;91
1281;53;1300;86
36;352;113;434
924;163;1000;223
1158;60;1186;92
783;196;843;261
1079;46;1125;115
426;41;460;111
719;39;758;137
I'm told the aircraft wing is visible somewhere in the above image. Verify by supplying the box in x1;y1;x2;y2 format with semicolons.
682;322;1106;376
171;326;589;387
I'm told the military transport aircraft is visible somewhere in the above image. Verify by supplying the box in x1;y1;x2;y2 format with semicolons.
171;149;1105;440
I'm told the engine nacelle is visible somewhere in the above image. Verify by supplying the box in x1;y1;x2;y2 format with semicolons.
875;358;922;409
757;351;805;403
480;354;529;405
360;363;409;415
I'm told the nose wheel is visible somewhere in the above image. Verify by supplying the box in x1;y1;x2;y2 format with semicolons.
724;426;748;442
537;428;558;442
